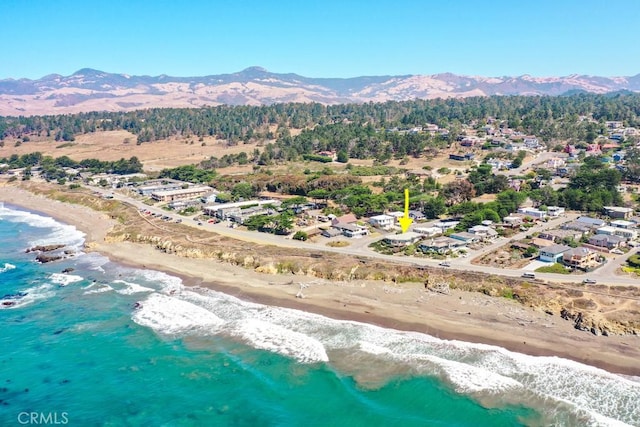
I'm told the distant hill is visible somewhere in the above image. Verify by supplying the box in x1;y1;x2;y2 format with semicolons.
1;67;639;116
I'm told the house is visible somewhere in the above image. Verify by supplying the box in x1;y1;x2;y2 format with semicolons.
596;226;617;236
332;214;358;226
524;137;539;149
151;186;214;202
562;221;595;234
228;206;270;225
383;232;423;247
409;210;426;221
333;223;368;238
419;237;466;254
613;228;638;241
606;121;624;130
449;232;479;244
433;220;460;231
369;214;395;230
576;216;606;228
604;206;634;219
562;247;598;270
503;215;523;226
413;227;442;237
546;157;566;169
449;153;474;161
321;228;343;238
204;199;279;219
517;207;546;220
610;220;635;229
547;206;565;217
539;244;572;263
467;225;498;240
588;234;624;249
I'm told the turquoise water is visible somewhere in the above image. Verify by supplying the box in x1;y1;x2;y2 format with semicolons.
0;204;638;426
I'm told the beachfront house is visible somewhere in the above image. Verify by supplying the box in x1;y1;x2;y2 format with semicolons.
382;232;423;247
419;237;466;254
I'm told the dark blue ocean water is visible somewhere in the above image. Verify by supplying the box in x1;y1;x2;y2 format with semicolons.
0;203;638;426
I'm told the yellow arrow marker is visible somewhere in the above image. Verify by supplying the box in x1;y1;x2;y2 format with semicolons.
398;188;413;233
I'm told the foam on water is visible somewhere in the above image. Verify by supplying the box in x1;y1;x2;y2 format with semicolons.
49;273;84;286
0;284;55;309
223;318;329;364
136;269;184;294
83;283;114;295
146;285;640;425
112;280;154;295
132;293;223;335
0;262;16;273
0;205;85;250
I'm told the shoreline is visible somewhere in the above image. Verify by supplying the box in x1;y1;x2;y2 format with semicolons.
2;185;639;376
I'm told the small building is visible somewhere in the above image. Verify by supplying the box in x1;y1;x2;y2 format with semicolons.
204;199;278;219
151;186;214;202
450;232;479;244
369;214;395;230
383;232;423;247
419;237;466;254
596;226;617;236
409;210;426;221
561;221;594;233
609;219;635;229
588;234;625;249
333;222;368;238
332;213;358;225
518;207;546;220
449;153;474;161
503;215;523;226
604;206;634;219
538;244;572;263
413;227;442;237
546;206;565;217
613;228;638;241
321;228;343;238
467;225;498;240
562;247;598;270
576;216;607;228
433;220;460;231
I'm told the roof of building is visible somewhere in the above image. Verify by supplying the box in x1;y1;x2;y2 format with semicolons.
576;216;606;226
540;244;572;255
383;232;422;242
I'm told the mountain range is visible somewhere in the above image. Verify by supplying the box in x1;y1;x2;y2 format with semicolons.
1;67;639;116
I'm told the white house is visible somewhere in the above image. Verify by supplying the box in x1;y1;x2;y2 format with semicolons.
383;232;423;247
369;214;395;230
547;206;565;217
518;207;547;220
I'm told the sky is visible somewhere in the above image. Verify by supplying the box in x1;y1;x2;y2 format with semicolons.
2;0;639;80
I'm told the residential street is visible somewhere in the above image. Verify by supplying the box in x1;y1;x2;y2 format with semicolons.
98;187;640;287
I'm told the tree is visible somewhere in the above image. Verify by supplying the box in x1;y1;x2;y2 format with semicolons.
231;182;256;200
336;150;349;163
440;180;475;206
293;231;308;241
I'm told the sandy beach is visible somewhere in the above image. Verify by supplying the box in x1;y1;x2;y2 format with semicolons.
1;184;639;376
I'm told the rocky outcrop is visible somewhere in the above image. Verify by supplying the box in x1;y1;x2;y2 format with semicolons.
35;253;63;263
25;244;65;253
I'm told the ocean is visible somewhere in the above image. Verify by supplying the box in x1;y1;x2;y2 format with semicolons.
0;203;639;426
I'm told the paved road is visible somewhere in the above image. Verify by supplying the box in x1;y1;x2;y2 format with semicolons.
95;186;640;287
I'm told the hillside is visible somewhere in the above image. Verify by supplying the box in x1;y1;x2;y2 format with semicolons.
1;67;640;116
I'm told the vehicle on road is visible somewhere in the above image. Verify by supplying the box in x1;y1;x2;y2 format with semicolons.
439;261;451;267
522;272;536;279
582;279;597;284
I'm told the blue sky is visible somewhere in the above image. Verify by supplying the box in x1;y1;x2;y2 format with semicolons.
2;0;639;79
